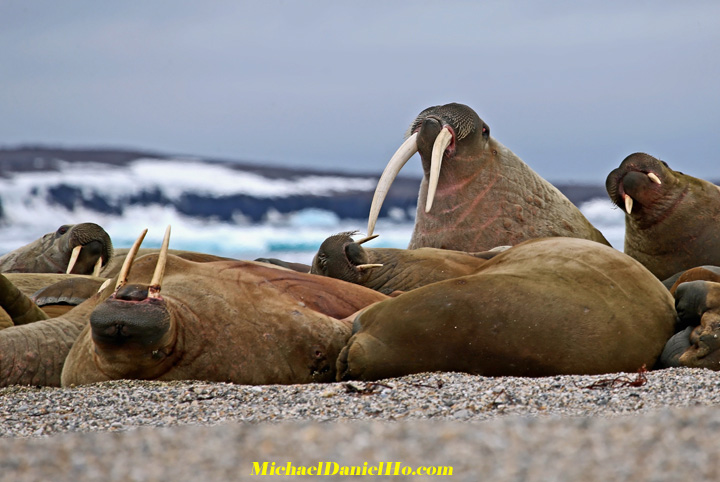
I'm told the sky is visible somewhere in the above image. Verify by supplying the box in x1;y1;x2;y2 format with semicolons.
1;1;719;182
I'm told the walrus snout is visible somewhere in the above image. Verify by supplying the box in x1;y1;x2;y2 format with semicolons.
90;296;170;348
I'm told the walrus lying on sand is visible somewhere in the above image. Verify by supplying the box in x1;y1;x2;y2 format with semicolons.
310;231;505;294
606;153;720;280
337;237;677;381
367;103;609;251
0;228;387;387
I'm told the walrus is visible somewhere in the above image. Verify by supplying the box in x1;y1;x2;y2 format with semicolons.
0;223;113;276
0;228;388;387
337;237;677;381
366;103;609;251
59;228;387;387
606;153;720;280
310;231;503;294
659;279;720;370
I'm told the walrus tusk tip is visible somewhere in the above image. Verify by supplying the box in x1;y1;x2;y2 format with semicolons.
115;228;149;290
148;225;171;298
623;194;634;214
355;233;380;245
355;263;383;271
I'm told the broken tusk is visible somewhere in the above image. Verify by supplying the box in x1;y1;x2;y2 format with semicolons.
425;126;453;213
367;132;419;237
66;245;82;274
355;263;383;270
647;172;662;185
624;194;634;214
98;278;112;293
148;225;171;298
355;233;380;245
115;228;148;290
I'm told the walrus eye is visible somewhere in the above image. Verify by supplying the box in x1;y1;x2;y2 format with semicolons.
56;225;69;235
481;123;490;139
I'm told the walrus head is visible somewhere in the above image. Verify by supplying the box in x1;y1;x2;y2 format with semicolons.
605;153;686;229
367;103;490;236
310;231;382;284
87;227;180;380
0;222;114;275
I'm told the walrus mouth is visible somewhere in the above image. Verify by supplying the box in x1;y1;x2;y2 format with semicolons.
619;171;662;214
66;243;104;276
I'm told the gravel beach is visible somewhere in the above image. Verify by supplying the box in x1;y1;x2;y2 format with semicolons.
2;367;720;480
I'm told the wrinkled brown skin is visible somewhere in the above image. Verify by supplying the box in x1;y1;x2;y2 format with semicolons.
0;223;113;275
100;249;233;278
405;103;608;251
606;153;720;280
0;285;107;386
661;280;720;370
311;231;492;294
61;255;387;387
337;237;677;381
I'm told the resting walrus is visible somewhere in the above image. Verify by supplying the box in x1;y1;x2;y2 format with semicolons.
310;231;502;294
366;103;609;251
0;228;387;387
337;237;677;381
606;153;720;280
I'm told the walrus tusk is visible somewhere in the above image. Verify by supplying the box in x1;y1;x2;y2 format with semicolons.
115;228;148;290
624;194;634;214
367;132;419;236
66;245;82;274
98;278;112;293
355;263;383;270
355;234;379;245
647;172;662;185
92;257;103;277
426;126;453;213
148;225;171;298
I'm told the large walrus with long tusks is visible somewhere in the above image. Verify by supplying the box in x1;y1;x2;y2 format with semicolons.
367;103;609;251
0;223;113;276
606;152;720;280
337;237;677;381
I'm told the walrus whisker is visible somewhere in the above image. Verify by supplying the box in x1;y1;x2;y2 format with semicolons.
355;263;383;270
148;225;171;298
426;126;453;213
647;172;662;185
355;234;379;245
66;245;82;274
92;256;103;277
115;228;148;290
624;194;634;214
367;132;418;236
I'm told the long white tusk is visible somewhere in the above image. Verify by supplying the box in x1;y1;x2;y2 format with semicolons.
367;132;418;236
624;194;634;214
98;278;112;293
355;263;383;270
66;245;82;274
115;228;148;290
148;225;171;298
425;127;453;213
355;233;379;245
92;257;103;277
647;172;662;185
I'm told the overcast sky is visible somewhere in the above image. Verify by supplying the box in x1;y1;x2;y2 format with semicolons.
1;1;718;182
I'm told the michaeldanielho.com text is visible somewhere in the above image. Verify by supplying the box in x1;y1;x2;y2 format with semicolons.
252;462;453;476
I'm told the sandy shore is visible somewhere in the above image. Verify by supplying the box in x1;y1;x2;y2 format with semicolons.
2;368;720;480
